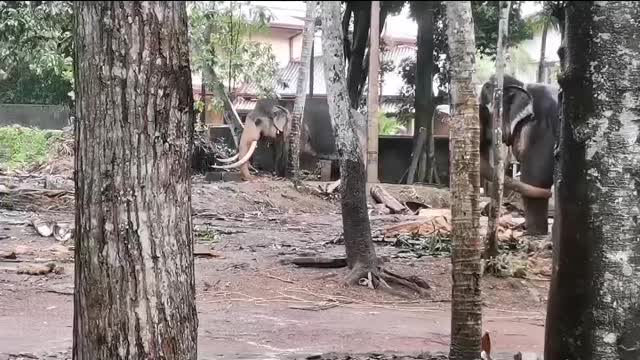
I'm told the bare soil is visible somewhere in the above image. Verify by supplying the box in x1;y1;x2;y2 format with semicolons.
0;174;550;360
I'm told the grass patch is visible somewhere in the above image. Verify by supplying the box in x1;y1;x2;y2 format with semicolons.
0;126;64;170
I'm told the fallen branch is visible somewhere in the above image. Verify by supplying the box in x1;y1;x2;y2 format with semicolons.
265;273;294;284
288;302;339;311
370;185;408;214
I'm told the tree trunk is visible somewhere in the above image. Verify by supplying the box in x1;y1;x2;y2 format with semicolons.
445;2;483;359
484;1;510;261
321;1;377;283
287;1;316;180
72;2;198;358
536;18;549;83
545;2;640;359
366;0;380;183
414;2;435;184
200;73;206;125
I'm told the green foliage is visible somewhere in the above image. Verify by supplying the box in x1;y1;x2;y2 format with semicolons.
471;1;534;59
0;126;63;169
378;113;404;135
398;1;534;118
188;1;280;109
0;1;73;105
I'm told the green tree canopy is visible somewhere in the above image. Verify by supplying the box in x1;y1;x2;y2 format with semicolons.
0;1;73;105
188;1;281;110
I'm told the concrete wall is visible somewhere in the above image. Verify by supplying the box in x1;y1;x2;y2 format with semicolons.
0;104;70;130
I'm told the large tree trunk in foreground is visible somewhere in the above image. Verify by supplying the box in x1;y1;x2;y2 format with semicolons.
72;2;198;358
321;1;377;283
484;1;510;261
445;1;483;359
287;1;316;180
413;2;436;184
545;2;640;359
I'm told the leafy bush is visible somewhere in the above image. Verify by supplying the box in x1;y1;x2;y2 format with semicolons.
0;126;63;169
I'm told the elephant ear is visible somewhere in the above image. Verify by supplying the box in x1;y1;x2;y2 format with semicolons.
271;105;290;133
503;85;534;146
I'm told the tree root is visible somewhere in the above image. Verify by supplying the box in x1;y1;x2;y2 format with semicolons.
345;265;430;298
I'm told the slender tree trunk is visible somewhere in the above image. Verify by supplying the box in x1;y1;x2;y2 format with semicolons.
366;1;380;183
72;2;198;358
484;1;510;261
287;1;316;180
321;1;377;283
200;73;206;125
537;18;549;83
414;2;435;183
545;2;640;359
445;2;482;359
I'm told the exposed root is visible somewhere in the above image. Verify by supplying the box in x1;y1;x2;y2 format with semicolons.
344;264;431;298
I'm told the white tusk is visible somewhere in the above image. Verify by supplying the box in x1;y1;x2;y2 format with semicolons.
211;141;258;169
215;153;239;163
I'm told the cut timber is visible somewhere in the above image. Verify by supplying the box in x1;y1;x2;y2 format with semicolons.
370;185;409;214
407;127;427;185
319;160;332;181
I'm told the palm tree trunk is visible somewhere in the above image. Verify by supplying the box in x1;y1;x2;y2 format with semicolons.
72;2;198;358
447;1;482;360
287;1;316;180
445;2;483;359
537;18;549;83
545;2;640;358
366;0;380;183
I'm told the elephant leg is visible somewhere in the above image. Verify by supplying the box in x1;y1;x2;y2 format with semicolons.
523;196;549;235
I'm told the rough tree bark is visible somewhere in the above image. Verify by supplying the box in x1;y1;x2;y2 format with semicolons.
484;1;510;261
536;18;549;83
72;2;198;358
366;0;380;183
545;2;640;359
413;1;436;184
445;1;483;359
287;1;316;180
321;1;378;284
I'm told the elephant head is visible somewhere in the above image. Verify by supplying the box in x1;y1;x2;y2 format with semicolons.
213;100;290;180
479;75;535;150
478;75;551;199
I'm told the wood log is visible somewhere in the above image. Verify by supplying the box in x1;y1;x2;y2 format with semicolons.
407;127;427;184
370;184;408;214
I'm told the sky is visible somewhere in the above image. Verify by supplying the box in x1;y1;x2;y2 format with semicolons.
251;1;544;40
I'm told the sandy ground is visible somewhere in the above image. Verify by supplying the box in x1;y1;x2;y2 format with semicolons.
0;174;550;359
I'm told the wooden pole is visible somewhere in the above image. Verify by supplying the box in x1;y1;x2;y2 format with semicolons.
366;0;380;183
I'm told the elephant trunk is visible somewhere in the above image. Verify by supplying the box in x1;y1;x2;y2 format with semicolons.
480;156;552;199
211;140;258;170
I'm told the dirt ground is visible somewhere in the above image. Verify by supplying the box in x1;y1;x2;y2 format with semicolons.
0;173;551;360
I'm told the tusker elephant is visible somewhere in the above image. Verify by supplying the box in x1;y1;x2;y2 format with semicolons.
479;74;560;235
213;97;367;181
213;99;291;181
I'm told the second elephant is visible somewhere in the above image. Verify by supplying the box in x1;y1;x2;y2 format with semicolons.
479;74;560;235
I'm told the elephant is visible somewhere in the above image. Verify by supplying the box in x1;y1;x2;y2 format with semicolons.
212;99;291;181
213;97;367;181
478;74;560;235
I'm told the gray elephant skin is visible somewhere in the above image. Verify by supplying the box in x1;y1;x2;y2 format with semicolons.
479;74;560;235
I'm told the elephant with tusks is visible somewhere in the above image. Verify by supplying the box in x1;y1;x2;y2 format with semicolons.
479;74;560;235
213;98;366;181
